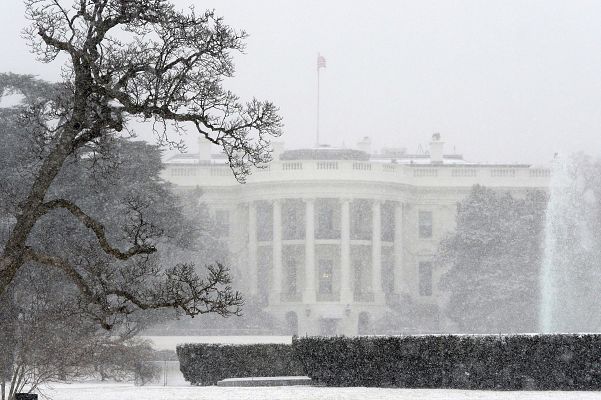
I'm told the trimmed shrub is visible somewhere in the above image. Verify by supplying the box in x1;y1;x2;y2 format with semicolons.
177;343;304;385
292;334;601;390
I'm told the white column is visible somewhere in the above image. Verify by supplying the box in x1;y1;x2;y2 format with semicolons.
340;198;352;303
271;199;282;303
393;202;405;295
303;199;316;303
247;202;258;297
372;200;384;303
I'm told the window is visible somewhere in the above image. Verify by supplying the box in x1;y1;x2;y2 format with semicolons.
282;200;304;240
286;258;297;294
381;202;395;242
353;260;364;294
316;200;340;239
418;211;433;238
256;202;273;241
214;209;230;237
318;206;334;232
256;246;272;306
382;247;394;293
351;200;371;240
318;259;333;294
419;261;433;296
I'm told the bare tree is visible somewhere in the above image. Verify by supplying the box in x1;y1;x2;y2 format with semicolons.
0;264;163;400
0;0;281;321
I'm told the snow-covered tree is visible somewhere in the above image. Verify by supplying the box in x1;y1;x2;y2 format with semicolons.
0;0;281;318
0;115;234;398
438;185;547;333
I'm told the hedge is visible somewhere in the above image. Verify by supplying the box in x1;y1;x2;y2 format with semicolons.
177;343;304;385
292;334;601;390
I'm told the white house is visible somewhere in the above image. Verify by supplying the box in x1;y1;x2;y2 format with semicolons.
162;134;550;336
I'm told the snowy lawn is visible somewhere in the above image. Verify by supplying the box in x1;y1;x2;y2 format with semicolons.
43;383;601;400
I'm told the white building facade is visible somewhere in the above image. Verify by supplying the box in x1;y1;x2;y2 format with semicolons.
162;135;550;336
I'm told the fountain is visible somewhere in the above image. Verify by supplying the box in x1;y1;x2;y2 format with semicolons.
540;155;601;333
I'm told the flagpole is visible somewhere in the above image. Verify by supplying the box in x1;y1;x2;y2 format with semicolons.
316;53;320;147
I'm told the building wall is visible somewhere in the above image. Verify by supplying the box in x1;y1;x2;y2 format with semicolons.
163;158;549;336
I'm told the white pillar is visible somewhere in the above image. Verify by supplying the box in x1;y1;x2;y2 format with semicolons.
372;200;384;303
303;199;316;303
271;199;282;303
393;202;405;295
340;198;352;303
247;202;258;297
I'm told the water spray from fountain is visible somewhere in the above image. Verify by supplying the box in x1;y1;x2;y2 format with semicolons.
540;154;601;333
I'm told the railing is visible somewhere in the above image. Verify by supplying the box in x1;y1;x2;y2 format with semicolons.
316;161;338;170
490;168;516;177
210;167;230;176
353;162;371;171
413;168;438;177
529;168;550;178
282;161;302;171
170;167;197;177
163;161;551;188
451;168;478;177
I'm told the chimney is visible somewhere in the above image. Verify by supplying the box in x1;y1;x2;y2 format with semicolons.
198;137;213;163
429;133;444;164
357;136;372;154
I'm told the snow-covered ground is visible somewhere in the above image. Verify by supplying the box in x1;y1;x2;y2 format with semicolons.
43;383;601;400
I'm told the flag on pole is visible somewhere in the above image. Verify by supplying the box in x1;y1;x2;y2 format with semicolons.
317;54;326;69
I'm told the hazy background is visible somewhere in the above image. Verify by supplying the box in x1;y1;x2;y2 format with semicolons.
2;0;601;165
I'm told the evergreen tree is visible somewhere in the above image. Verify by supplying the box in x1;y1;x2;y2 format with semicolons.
439;185;546;333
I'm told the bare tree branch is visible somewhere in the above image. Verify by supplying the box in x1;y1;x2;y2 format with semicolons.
40;198;156;260
1;1;278;331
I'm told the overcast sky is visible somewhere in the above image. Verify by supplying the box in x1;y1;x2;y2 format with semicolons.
2;0;601;165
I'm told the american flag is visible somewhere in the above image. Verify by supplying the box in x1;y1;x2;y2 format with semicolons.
317;54;326;69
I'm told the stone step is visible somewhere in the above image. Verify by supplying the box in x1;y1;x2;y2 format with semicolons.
216;376;313;387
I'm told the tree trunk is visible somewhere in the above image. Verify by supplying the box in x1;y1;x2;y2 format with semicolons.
0;129;77;295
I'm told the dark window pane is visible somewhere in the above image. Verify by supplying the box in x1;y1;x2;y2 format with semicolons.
282;200;305;240
257;202;273;241
418;211;433;238
381;202;395;242
316;199;340;239
286;258;297;294
318;259;333;294
419;261;433;296
351;200;372;240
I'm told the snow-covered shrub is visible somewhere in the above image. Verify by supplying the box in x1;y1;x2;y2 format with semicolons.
177;343;304;385
292;334;601;390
